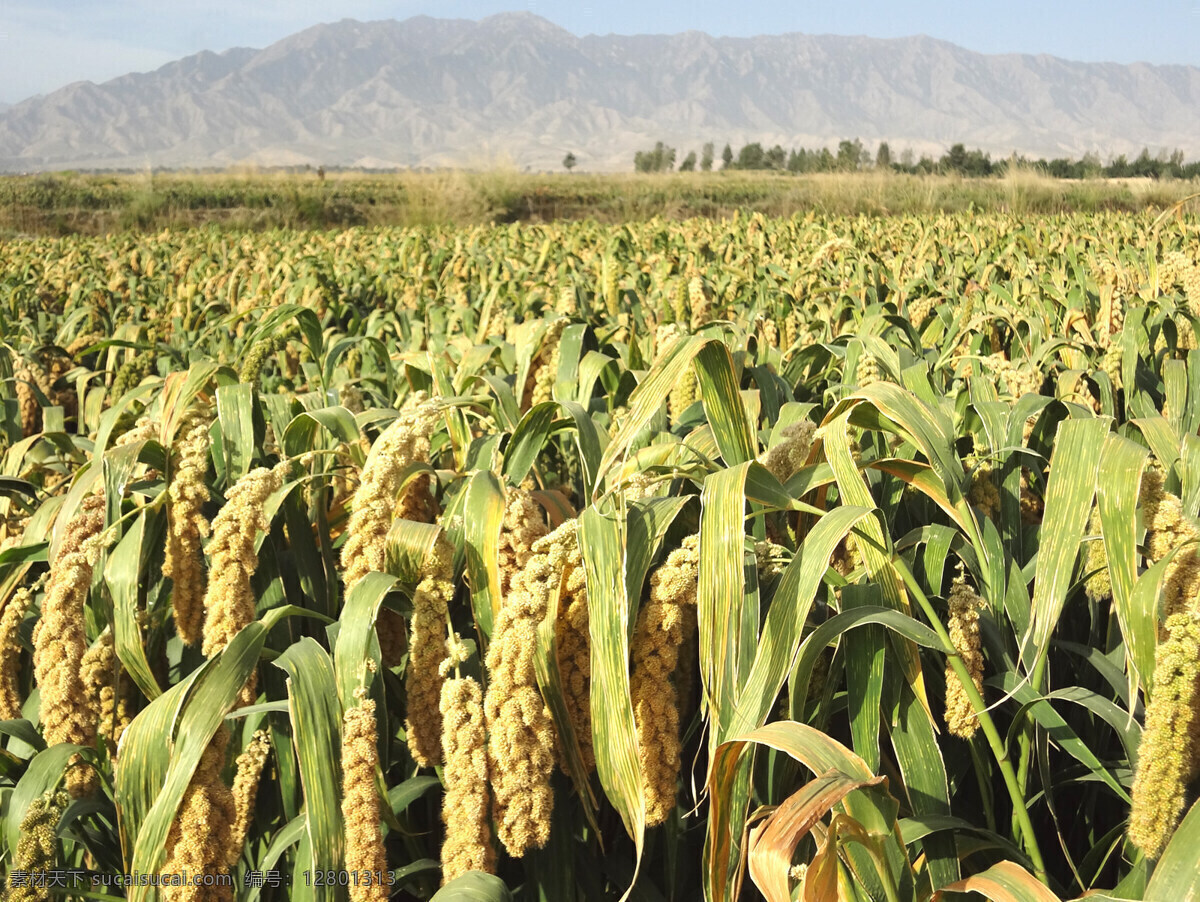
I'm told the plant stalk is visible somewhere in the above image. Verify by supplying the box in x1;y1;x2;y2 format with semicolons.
891;554;1049;886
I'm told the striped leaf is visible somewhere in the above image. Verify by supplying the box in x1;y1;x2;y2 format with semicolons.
333;571;398;707
888;680;960;890
727;503;876;738
462;470;506;637
113;669;203;867
842;584;887;772
1023;416;1108;679
1095;435;1151;693
579;504;645;901
698;463;751;748
105;511;162;700
596;334;703;494
932;860;1061;902
273;637;347;902
694;341;757;466
215;381;256;482
126;621;267;901
1145;799;1200;900
821;407;931;716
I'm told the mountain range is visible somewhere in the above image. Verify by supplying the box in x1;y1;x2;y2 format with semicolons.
2;12;1199;172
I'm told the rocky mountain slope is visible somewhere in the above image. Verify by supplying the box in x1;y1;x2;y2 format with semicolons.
2;12;1198;171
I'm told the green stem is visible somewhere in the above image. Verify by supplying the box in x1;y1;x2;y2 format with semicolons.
967;737;998;835
891;554;1049;887
1014;633;1051;848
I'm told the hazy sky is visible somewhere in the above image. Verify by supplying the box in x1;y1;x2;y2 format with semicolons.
2;0;1199;105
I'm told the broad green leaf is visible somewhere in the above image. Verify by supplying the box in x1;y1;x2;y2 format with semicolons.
821;409;931;717
106;512;161;700
273;638;346;902
580;504;645;901
282;405;359;458
502;401;557;487
888;679;959;890
5;742;81;857
430;872;513;902
698;463;751;748
1145;798;1200;900
333;571;398;707
597;334;703;493
1096;435;1150;692
842;584;886;772
694;341;757;466
1023;416;1108;681
243;815;307;902
216;381;256;481
126;621;267;901
462;470;506;637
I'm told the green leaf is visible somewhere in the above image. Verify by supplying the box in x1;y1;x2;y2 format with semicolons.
430;871;513;902
6;742;81;857
333;571;398;708
695;341;757;466
126;621;267;900
502;401;557;487
843;584;887;772
597;334;702;494
273;638;347;902
888;682;959;890
282;406;359;458
727;504;876;738
698;463;751;747
462;470;506;639
1023;416;1108;681
388;775;441;816
1095;435;1151;693
106;512;162;700
1145;798;1200;899
216;382;256;482
243;815;307;902
113;669;203;867
580;504;645;901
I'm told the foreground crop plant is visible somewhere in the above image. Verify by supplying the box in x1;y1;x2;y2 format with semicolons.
1;208;1200;902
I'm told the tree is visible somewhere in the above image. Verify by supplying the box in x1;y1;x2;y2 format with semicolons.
735;142;765;170
875;141;892;170
562;152;577;172
700;142;715;172
679;151;697;172
721;143;734;169
633;141;677;173
764;145;787;170
939;143;993;177
836;139;865;171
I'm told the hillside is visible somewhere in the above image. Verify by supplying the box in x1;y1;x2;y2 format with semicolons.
2;13;1199;171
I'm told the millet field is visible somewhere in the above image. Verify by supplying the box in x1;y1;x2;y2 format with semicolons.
2;200;1200;901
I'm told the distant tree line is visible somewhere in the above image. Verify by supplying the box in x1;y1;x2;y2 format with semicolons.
632;138;1200;179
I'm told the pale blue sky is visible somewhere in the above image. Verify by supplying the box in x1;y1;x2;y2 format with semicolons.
1;0;1199;105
